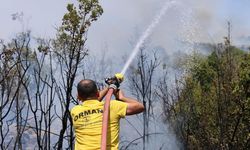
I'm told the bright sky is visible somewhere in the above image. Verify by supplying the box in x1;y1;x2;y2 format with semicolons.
1;0;250;57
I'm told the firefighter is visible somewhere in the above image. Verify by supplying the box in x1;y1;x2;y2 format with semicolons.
70;74;144;150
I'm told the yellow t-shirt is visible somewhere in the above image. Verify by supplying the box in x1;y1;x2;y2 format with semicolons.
70;100;127;150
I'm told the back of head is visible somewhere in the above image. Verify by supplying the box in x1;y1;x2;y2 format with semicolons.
77;79;98;100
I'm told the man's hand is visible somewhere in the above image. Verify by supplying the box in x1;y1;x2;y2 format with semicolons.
109;84;118;90
105;73;124;89
105;77;120;88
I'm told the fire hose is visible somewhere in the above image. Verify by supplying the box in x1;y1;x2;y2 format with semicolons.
101;73;124;150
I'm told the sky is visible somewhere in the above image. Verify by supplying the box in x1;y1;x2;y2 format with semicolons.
1;0;250;61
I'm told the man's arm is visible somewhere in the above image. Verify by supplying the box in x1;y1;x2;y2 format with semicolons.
98;87;109;101
115;90;144;115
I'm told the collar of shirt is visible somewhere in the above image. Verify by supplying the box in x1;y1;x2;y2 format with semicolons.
82;99;102;105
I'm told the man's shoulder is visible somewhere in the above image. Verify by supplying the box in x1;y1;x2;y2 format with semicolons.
70;105;82;113
110;100;127;118
110;100;124;105
110;100;127;108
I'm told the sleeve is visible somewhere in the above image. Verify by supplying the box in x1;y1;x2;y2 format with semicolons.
111;100;128;118
70;108;75;122
70;106;78;123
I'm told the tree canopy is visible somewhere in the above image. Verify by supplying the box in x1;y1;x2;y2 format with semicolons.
162;43;250;149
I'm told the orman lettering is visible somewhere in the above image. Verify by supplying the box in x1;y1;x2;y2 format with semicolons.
74;109;103;121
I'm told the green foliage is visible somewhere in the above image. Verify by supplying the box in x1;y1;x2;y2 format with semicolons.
168;45;250;149
56;0;103;49
191;57;215;91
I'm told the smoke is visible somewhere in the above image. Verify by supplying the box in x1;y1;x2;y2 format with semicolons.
88;0;250;59
119;104;181;150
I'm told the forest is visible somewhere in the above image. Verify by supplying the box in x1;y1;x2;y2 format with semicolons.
0;0;249;149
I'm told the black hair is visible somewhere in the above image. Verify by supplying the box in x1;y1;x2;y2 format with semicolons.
77;79;98;99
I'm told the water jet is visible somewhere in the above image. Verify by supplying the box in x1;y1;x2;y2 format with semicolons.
120;0;176;75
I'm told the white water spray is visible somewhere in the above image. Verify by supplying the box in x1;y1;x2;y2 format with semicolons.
120;0;176;75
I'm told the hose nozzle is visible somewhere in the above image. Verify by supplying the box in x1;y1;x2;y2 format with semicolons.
114;73;124;83
105;73;124;88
